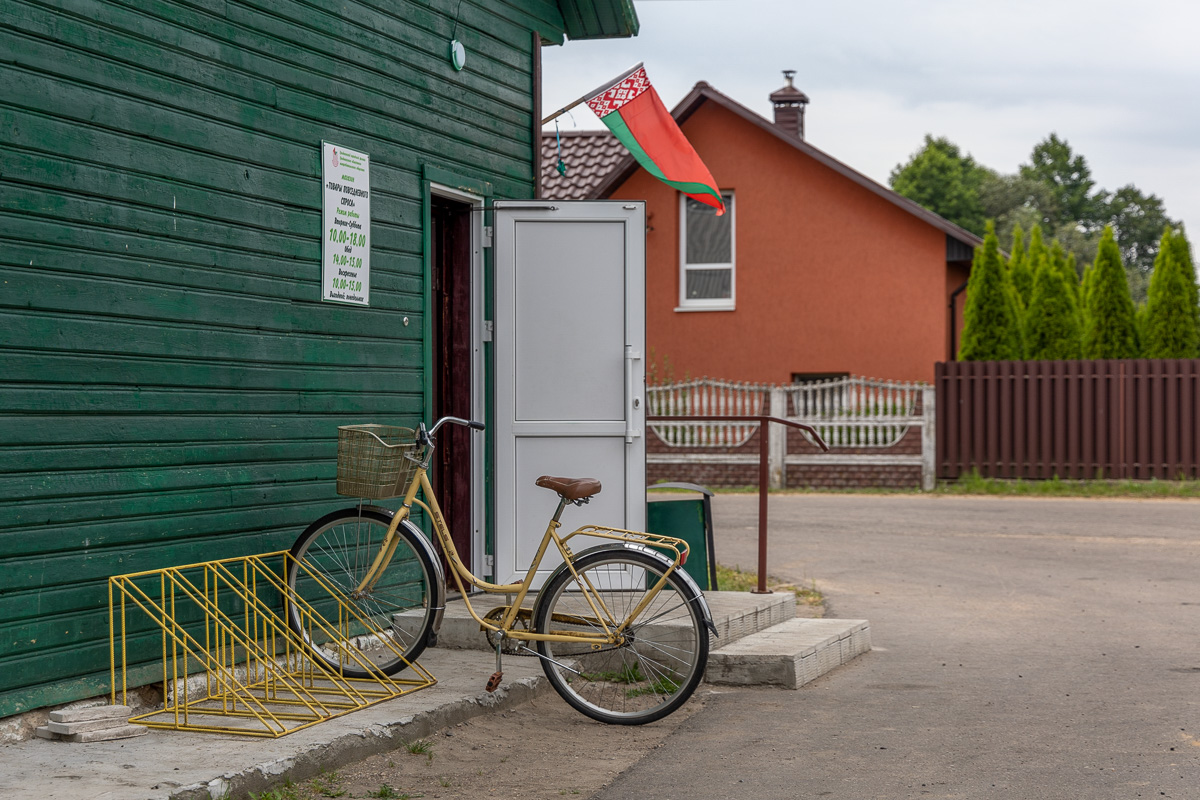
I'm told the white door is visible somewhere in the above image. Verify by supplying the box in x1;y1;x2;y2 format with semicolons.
493;200;646;586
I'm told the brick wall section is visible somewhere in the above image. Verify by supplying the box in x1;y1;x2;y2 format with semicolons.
785;464;922;490
647;426;765;487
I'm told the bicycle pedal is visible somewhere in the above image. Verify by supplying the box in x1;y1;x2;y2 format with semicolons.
485;671;503;692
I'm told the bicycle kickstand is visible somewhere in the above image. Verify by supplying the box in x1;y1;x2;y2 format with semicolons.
486;636;503;692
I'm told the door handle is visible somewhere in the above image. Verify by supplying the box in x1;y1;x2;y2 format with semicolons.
625;345;642;444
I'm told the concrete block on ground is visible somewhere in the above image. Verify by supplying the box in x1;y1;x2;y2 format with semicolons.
706;618;871;689
48;705;132;724
46;716;134;735
36;722;149;743
55;724;150;743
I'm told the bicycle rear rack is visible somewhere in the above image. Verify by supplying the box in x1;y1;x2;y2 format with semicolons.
108;551;435;738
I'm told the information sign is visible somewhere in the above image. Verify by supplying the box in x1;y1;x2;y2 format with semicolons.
321;142;371;305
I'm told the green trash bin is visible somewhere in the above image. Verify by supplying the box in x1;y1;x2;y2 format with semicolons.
645;483;718;591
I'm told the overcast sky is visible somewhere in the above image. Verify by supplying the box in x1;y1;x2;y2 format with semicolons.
541;0;1200;241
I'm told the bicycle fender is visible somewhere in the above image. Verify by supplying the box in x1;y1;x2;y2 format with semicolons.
620;543;718;638
360;506;448;640
541;543;718;638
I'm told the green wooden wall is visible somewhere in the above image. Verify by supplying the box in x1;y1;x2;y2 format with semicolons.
0;0;566;718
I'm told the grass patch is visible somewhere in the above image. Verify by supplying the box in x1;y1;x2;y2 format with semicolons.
653;475;1200;499
581;664;644;684
366;785;410;800
250;782;301;800
404;739;433;756
715;563;823;610
941;471;1200;498
626;676;680;699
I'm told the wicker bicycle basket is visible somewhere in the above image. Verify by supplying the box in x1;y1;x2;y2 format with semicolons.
336;424;419;499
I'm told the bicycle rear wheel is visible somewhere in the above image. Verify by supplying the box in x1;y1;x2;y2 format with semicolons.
533;548;709;725
286;507;438;678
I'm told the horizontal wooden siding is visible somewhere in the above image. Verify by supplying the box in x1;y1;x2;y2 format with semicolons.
0;0;562;716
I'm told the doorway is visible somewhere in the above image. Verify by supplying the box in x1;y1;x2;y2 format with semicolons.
430;193;474;572
491;201;646;586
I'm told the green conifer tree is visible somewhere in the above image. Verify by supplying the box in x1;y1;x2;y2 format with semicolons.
960;224;1023;361
1082;226;1140;358
1022;225;1047;307
1025;250;1082;359
1007;225;1032;312
1169;230;1200;356
1144;229;1200;358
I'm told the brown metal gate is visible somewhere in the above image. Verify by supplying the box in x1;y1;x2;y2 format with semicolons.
936;359;1200;480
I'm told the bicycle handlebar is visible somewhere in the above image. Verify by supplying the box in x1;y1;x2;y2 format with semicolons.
423;416;486;442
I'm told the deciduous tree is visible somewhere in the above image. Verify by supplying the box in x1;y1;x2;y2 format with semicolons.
1099;185;1174;302
1019;133;1097;229
889;135;991;236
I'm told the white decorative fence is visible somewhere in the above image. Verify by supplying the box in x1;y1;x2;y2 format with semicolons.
648;376;937;491
646;380;767;447
787;376;922;447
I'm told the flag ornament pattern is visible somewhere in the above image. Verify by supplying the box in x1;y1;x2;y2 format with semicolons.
585;68;653;118
586;66;725;215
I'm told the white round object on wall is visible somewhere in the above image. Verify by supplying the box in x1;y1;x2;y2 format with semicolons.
450;40;466;71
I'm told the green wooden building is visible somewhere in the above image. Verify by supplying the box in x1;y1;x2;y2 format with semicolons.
0;0;637;720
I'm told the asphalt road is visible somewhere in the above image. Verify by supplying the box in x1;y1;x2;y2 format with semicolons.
597;494;1200;800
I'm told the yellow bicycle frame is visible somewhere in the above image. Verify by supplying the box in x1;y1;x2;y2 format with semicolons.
352;457;690;646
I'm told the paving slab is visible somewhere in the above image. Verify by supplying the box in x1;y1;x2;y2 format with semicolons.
49;706;132;725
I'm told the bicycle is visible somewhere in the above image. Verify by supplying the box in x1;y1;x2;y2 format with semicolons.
285;416;715;725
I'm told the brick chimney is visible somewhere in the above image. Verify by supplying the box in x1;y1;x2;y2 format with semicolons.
770;70;809;139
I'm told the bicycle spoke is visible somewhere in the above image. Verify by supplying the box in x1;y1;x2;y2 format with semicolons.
536;552;708;724
287;510;435;678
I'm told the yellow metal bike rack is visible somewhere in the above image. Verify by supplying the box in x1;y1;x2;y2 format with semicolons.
109;551;436;738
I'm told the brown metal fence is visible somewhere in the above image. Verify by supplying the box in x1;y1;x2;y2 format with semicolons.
936;359;1200;480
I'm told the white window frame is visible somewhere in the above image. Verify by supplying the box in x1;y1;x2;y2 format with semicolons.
677;191;735;312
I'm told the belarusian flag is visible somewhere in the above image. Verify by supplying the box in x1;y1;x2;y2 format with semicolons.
585;64;725;215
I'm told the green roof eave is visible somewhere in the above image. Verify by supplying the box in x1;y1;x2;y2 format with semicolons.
556;0;639;40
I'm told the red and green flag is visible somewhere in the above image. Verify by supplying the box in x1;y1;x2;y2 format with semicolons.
585;64;725;215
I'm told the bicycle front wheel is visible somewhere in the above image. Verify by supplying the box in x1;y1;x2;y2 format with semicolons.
533;548;709;725
286;507;438;678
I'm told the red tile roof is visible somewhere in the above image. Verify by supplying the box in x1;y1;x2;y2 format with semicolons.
540;129;625;201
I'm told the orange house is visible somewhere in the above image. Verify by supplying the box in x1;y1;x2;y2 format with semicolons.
542;76;980;385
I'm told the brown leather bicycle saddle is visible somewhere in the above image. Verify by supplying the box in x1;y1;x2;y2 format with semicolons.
535;475;602;501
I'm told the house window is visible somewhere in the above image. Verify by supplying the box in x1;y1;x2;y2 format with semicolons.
678;192;734;311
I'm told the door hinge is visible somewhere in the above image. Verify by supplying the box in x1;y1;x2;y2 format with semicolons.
482;320;494;342
484;554;494;569
482;225;493;248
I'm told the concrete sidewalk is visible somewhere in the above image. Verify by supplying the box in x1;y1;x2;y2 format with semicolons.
0;592;867;800
0;648;547;800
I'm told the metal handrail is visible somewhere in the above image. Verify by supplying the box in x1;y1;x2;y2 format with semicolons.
647;415;829;594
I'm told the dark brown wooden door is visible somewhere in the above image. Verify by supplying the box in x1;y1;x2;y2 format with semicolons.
430;195;473;572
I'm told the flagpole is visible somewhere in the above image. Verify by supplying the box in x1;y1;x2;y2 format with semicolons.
539;62;644;126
